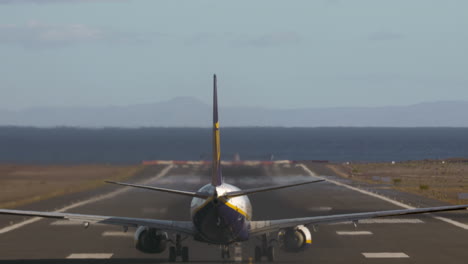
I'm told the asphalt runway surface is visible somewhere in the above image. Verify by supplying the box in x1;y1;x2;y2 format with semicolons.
1;163;468;263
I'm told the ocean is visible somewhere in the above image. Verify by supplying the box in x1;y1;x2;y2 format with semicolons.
1;127;467;164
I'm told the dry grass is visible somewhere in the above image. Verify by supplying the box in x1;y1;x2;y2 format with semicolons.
0;164;144;208
327;161;468;204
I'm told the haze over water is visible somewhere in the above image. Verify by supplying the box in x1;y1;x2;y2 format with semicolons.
1;127;467;164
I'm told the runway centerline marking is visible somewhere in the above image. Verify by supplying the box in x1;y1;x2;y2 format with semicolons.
67;253;113;259
299;164;468;230
0;165;173;235
336;231;373;235
362;252;409;258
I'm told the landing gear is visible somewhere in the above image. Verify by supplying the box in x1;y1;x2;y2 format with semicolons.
221;245;231;259
182;246;189;262
168;234;189;262
169;247;176;262
267;246;275;262
255;246;262;261
254;234;275;262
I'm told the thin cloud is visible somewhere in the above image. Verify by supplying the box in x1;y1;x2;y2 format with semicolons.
0;0;128;4
184;32;233;46
241;32;303;47
368;30;405;41
184;31;303;48
0;20;150;48
0;21;103;48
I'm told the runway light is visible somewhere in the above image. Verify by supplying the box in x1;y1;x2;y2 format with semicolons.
83;222;90;229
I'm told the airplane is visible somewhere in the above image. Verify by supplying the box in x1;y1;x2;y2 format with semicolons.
1;74;468;262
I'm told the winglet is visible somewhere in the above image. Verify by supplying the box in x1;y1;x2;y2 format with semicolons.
212;74;223;186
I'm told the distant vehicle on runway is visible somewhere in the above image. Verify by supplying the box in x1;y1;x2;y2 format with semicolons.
2;75;468;262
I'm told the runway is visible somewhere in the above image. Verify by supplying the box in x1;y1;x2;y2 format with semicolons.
1;162;468;263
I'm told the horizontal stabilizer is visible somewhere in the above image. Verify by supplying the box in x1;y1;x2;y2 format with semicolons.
222;179;324;198
105;181;211;199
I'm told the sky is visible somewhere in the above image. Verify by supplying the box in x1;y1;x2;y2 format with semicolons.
0;0;467;110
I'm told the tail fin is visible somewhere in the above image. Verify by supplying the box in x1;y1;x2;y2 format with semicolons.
212;74;223;186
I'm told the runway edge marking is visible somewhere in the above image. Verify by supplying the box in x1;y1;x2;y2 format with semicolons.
299;164;468;230
362;252;409;258
0;165;174;235
67;253;113;259
336;231;373;235
102;231;133;237
331;218;423;225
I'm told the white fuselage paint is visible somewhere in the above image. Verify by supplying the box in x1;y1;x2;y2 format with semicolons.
190;183;252;219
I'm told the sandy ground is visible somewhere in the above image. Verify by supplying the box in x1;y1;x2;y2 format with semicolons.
328;160;468;204
0;164;142;208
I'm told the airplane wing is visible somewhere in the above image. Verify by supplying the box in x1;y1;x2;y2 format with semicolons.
249;204;468;236
0;209;195;235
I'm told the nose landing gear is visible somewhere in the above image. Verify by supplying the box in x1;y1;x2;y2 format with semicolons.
221;245;231;259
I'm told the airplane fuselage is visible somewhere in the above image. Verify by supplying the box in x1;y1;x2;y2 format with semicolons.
190;184;252;244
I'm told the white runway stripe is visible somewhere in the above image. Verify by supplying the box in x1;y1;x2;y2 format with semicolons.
332;218;424;225
67;253;113;259
50;220;104;226
307;206;333;212
336;231;373;235
102;231;133;237
362;252;409;258
0;165;173;234
360;218;423;224
433;216;468;230
50;220;82;226
299;164;468;230
0;217;42;235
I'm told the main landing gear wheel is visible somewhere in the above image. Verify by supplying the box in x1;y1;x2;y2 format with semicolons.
254;246;262;261
221;245;231;259
168;234;189;262
254;234;275;262
182;246;189;262
267;246;275;262
169;246;177;262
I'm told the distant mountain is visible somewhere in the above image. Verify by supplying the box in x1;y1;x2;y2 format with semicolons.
1;98;468;127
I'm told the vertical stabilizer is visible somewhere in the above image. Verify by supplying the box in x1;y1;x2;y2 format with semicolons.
212;74;223;186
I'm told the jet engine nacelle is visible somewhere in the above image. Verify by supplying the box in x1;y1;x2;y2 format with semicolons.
134;226;168;254
278;225;312;252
